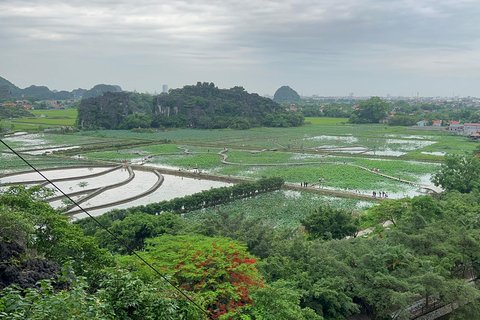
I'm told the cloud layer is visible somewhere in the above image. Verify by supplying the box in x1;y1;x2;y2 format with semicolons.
1;0;479;96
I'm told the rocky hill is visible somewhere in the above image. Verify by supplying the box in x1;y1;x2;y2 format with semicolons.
77;82;304;130
273;85;301;103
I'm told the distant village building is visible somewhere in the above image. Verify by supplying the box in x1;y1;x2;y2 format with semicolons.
46;100;57;108
463;123;480;136
448;123;463;133
417;120;428;126
432;120;442;127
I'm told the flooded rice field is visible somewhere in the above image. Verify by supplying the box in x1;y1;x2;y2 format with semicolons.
0;165;232;219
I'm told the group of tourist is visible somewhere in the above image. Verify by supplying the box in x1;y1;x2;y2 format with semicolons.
372;191;388;198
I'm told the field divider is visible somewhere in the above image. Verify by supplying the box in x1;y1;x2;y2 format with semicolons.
217;149;442;193
0;165;119;185
65;166;136;209
65;169;164;216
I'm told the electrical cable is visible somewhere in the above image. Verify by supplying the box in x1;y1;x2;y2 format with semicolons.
0;138;213;320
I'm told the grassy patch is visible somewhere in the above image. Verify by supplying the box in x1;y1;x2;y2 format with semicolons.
304;117;349;125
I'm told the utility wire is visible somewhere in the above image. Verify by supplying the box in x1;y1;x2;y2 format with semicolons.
0;139;213;320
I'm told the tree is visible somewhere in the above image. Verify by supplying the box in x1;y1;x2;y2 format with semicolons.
388;115;418;126
94;211;184;254
300;206;359;240
245;280;322;320
0;186;113;279
349;97;390;123
362;198;410;227
118;234;264;319
432;153;480;193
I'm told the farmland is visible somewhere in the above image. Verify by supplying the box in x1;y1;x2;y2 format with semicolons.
1;108;78;131
1;116;476;226
183;189;373;229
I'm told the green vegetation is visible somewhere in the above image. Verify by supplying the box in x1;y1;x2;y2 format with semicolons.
300;206;359;240
30;108;78;118
0;109;78;132
349;96;390;124
304;117;349;125
433;152;480;193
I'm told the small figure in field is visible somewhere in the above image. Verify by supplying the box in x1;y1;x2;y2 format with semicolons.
373;191;376;198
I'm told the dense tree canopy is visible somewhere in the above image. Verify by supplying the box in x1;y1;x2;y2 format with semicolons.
300;206;359;240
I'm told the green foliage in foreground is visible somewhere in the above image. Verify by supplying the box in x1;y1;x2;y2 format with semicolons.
0;278;111;320
301;206;359;240
0;186;113;276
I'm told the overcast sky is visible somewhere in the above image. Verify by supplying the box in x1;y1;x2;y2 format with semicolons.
1;0;479;97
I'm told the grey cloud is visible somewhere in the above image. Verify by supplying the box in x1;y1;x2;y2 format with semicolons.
0;0;479;96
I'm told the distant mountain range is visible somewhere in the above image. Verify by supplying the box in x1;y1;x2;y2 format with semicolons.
0;76;122;101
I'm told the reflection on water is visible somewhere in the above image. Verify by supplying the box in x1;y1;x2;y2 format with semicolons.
364;150;406;156
421;151;445;156
306;135;359;143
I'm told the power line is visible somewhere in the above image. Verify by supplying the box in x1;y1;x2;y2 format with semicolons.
0;138;213;320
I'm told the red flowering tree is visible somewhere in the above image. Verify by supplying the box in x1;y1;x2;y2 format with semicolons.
119;234;263;319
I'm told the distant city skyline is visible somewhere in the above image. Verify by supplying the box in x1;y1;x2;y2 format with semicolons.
1;0;479;98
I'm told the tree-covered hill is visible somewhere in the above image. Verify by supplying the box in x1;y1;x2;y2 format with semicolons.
153;82;303;129
77;82;304;130
77;92;153;129
273;85;301;103
0;76;21;101
82;84;123;99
